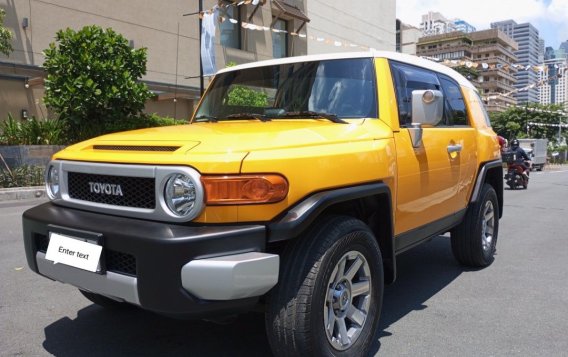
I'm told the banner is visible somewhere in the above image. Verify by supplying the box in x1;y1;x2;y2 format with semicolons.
201;7;218;76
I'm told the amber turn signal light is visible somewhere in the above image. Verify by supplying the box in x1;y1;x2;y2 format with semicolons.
201;174;288;205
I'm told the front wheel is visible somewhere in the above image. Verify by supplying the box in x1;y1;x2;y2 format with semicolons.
266;215;383;356
451;184;499;267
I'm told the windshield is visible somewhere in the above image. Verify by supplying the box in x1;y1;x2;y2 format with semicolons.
194;58;377;121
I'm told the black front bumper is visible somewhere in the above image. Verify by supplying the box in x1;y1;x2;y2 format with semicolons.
23;202;267;317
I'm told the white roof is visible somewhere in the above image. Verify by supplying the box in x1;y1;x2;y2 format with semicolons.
216;50;477;90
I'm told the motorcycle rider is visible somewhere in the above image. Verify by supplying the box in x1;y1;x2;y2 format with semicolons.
509;139;531;178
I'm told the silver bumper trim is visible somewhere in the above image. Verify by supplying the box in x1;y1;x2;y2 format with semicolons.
36;252;140;305
181;252;279;300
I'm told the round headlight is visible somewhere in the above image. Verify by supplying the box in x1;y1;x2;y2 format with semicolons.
46;165;60;199
164;174;198;217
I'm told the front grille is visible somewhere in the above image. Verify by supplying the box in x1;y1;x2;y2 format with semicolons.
67;172;155;209
93;145;180;152
106;250;137;276
35;234;137;276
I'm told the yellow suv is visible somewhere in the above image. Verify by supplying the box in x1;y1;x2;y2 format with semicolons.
23;51;503;356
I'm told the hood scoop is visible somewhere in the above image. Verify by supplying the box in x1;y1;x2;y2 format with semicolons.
92;145;181;152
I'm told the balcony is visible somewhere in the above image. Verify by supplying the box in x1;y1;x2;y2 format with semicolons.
482;69;517;83
479;80;516;93
472;45;518;62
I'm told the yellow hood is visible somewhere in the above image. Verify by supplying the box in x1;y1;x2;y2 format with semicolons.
53;119;391;173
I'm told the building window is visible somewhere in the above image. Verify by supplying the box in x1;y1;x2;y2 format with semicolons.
272;18;288;58
220;2;241;49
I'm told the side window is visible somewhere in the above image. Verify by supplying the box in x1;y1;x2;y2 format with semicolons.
439;75;468;126
390;61;441;126
476;92;492;127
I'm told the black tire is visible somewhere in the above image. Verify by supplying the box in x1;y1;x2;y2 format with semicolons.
451;184;499;267
266;215;383;357
79;289;130;309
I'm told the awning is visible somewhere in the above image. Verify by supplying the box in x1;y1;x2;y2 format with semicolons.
271;0;310;22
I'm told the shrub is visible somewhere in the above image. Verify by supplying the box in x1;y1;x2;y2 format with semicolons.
43;25;153;142
0;165;44;188
104;113;187;133
0;8;13;56
0;114;66;145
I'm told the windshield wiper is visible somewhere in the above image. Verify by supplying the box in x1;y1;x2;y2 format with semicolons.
225;113;271;122
278;111;348;124
193;115;218;123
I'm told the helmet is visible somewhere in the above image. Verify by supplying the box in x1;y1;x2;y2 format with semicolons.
511;139;519;149
497;136;506;147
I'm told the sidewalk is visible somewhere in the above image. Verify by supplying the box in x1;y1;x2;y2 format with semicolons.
543;163;568;171
0;186;46;202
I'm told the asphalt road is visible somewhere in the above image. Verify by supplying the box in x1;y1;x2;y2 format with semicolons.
1;168;567;356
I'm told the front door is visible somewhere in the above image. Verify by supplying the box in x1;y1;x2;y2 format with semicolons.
389;61;476;237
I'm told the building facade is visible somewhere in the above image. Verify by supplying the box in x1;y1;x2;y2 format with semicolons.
419;11;476;37
453;19;476;34
539;58;568;112
396;19;420;55
416;29;519;112
0;0;309;121
307;0;395;54
420;11;456;36
559;40;568;54
491;20;543;104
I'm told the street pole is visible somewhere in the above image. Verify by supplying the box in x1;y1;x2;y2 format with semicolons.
525;104;530;136
198;0;204;96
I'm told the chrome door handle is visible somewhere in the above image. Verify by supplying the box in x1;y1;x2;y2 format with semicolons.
447;144;462;154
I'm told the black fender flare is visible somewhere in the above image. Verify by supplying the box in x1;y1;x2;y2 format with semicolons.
267;182;392;243
470;159;504;218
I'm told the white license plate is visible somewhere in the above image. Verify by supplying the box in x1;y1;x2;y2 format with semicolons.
45;232;103;272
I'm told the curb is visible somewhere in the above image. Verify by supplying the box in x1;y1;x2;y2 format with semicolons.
0;186;46;202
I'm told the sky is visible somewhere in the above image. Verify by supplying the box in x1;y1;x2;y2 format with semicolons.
396;0;568;49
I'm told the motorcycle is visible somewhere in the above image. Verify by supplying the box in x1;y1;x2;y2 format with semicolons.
502;151;530;189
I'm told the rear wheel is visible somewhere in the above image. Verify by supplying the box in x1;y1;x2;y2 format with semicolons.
266;215;383;356
451;184;499;267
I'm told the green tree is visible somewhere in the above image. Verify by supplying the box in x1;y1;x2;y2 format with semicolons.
0;8;13;56
227;86;268;107
453;66;480;81
490;103;567;145
43;26;153;142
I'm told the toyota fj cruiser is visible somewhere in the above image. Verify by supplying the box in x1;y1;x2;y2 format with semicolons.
23;51;503;356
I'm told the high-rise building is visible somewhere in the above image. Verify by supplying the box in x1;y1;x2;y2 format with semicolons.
420;11;457;36
420;12;476;36
560;40;568;53
545;46;556;60
539;58;568;112
453;19;476;33
416;29;518;112
491;20;544;104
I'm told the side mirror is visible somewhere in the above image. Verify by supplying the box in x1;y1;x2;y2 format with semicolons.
408;90;444;148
